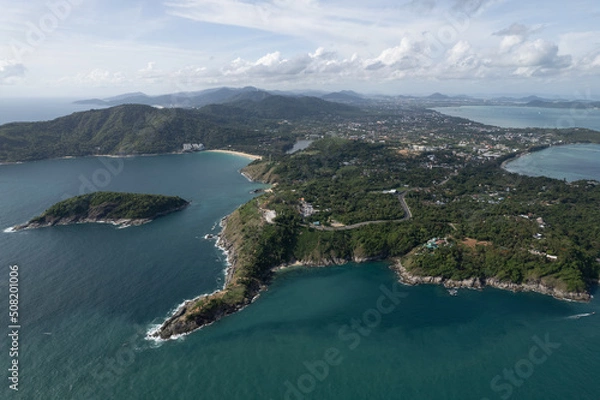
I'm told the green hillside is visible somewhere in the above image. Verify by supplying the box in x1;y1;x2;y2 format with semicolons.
27;191;189;226
0;96;359;162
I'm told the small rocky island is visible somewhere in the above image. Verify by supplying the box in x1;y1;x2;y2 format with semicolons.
13;191;189;230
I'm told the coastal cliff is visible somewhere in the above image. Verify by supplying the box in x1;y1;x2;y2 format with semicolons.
152;201;269;339
393;262;591;302
152;198;390;340
13;192;189;230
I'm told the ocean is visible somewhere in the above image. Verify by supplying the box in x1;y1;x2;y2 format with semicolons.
0;98;105;125
432;105;600;131
0;108;599;400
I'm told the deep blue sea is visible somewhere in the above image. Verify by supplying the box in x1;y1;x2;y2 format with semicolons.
433;105;600;131
0;106;599;400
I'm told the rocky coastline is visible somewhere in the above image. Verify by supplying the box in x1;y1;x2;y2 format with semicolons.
393;261;592;302
151;214;262;340
151;210;388;340
152;231;593;340
151;159;596;340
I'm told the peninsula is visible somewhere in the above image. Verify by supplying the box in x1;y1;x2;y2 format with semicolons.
152;139;600;339
13;191;189;230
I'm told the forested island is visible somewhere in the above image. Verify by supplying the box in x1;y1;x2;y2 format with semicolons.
153;138;600;339
13;191;189;230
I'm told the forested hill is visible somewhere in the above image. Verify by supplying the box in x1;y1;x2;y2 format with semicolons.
0;96;359;162
14;191;189;230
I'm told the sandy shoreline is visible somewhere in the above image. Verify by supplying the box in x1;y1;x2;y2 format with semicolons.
0;149;261;166
207;150;262;160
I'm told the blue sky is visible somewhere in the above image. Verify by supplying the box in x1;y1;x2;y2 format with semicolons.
1;0;599;98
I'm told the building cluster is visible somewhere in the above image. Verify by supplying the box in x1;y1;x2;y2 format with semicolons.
182;143;205;152
298;198;318;217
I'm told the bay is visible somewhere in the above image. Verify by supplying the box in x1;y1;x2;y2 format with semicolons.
0;150;599;400
433;105;600;131
504;143;600;182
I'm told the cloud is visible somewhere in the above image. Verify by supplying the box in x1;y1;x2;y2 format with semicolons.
403;0;437;13
159;42;493;87
559;31;600;58
493;23;547;52
575;49;600;74
488;23;572;77
493;22;543;38
512;40;569;68
4;1;599;96
493;23;529;37
95;36;582;91
452;0;497;15
58;69;128;87
493;38;572;77
0;60;26;84
163;0;476;54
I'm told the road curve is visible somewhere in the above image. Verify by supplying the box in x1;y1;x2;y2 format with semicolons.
306;192;413;231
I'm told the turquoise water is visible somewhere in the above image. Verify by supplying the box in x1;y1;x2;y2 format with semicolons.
433;106;600;131
504;144;600;182
1;152;599;400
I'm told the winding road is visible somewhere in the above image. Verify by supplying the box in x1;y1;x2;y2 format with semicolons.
307;191;413;231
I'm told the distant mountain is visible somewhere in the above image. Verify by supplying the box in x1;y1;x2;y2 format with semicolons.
492;95;557;103
526;100;600;109
426;92;450;100
73;86;272;108
321;91;369;105
520;95;550;103
105;92;148;102
235;95;357;119
1;96;360;162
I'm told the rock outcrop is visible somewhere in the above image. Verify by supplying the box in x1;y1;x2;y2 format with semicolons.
393;262;591;302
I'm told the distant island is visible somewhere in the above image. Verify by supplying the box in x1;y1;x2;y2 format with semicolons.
13;192;189;230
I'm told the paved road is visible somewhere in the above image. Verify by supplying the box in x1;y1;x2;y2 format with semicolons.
306;192;413;231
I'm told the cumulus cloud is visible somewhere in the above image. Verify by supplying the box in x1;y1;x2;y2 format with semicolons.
113;35;584;90
493;23;546;52
160;42;493;87
0;60;26;84
513;40;569;68
488;23;571;77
